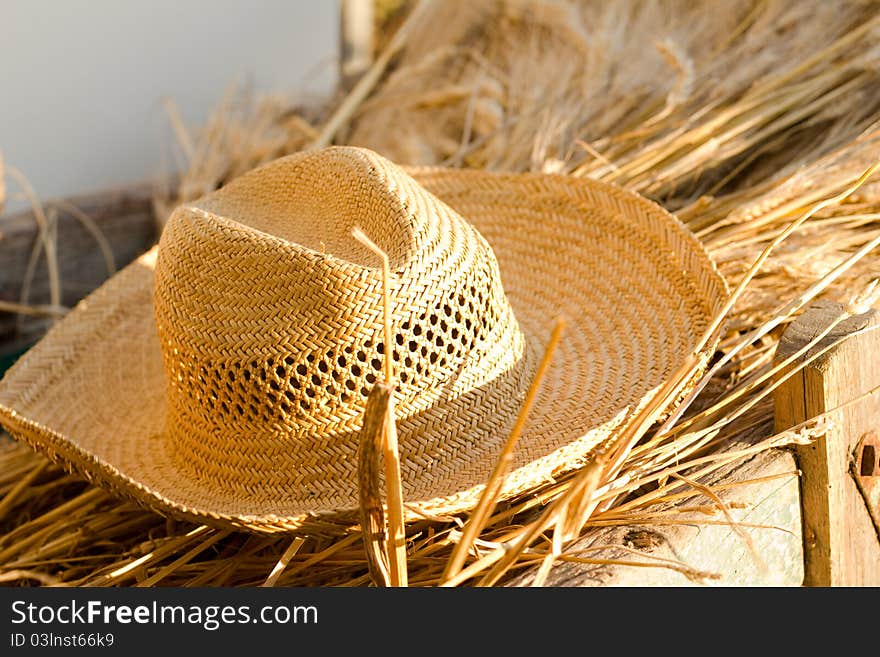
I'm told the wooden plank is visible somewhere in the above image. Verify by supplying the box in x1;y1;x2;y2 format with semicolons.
509;448;803;586
774;299;880;586
0;184;157;348
0;150;5;214
340;0;375;91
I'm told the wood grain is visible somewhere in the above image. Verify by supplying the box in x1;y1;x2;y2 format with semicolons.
774;299;880;586
509;447;803;586
0;184;157;350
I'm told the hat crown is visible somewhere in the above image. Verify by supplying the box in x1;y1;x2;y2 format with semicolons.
153;147;526;492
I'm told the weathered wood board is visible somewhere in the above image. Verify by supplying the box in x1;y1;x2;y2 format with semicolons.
0;184;157;351
774;300;880;586
510;447;803;586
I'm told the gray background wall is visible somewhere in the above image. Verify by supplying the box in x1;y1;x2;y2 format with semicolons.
0;0;338;213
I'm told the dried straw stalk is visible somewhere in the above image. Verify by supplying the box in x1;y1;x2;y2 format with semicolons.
352;227;407;586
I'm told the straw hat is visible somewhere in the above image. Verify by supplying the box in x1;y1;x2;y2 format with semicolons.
0;147;726;533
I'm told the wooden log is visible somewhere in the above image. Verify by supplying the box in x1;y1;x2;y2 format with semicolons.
509;447;803;586
774;299;880;586
0;184;157;351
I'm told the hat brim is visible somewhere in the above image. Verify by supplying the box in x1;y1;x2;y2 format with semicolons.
0;169;727;533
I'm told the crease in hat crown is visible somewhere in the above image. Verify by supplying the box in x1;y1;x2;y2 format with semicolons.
153;146;529;498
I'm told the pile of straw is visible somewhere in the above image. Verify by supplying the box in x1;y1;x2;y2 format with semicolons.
2;0;880;586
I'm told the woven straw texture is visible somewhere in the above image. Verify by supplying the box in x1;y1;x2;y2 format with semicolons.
0;147;726;532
